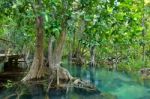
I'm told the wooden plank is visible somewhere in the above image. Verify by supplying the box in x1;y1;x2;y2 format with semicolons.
0;54;23;63
0;54;23;58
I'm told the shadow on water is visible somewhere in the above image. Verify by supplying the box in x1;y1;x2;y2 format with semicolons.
0;64;150;99
73;64;96;83
88;65;95;84
0;85;103;99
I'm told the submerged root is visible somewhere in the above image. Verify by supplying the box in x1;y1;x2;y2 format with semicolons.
3;91;23;99
21;64;99;94
3;93;16;99
47;66;100;93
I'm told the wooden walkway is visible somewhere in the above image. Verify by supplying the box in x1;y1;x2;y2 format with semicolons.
0;54;23;61
0;54;22;58
0;53;24;72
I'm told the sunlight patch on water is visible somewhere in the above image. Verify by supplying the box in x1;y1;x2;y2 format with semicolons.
110;84;148;99
93;69;150;99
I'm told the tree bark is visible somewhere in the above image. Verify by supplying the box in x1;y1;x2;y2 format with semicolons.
90;45;96;67
48;24;69;82
22;0;45;81
53;26;67;67
142;14;145;66
48;36;55;69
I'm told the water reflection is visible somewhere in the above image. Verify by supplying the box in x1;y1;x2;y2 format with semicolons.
29;84;45;99
0;65;150;99
73;65;96;84
88;66;95;84
75;65;82;78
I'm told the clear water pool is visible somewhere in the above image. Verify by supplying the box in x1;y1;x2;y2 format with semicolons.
0;66;150;99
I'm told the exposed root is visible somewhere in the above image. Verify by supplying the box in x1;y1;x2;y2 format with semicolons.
47;66;99;93
3;91;23;99
3;93;16;99
21;68;46;82
47;75;54;92
22;64;99;93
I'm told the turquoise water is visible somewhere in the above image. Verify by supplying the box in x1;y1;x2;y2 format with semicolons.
95;70;150;99
68;66;150;99
0;66;150;99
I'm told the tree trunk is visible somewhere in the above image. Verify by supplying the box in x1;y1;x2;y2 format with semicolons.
48;36;55;69
142;16;145;66
22;1;45;81
142;0;145;66
48;26;70;81
90;45;96;67
53;29;66;66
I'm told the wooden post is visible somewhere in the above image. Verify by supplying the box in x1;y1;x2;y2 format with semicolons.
56;67;59;87
14;58;18;67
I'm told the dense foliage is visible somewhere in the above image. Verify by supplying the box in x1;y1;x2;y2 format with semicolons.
0;0;150;71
